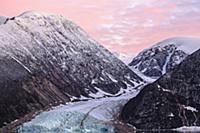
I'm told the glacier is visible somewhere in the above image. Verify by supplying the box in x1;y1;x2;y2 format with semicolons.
18;90;140;133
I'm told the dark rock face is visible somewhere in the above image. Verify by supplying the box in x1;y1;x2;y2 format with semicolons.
0;54;70;127
121;84;200;129
0;11;143;127
121;49;200;129
158;49;200;104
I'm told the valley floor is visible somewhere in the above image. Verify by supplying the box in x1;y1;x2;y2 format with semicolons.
17;87;200;133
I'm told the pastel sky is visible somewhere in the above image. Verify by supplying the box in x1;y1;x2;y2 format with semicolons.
0;0;200;55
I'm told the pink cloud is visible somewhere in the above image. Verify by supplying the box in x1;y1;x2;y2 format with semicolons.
0;0;200;55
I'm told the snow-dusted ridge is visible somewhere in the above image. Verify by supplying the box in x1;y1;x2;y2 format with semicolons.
129;37;200;82
0;16;7;25
154;37;200;54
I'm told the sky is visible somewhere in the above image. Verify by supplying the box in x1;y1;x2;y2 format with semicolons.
0;0;200;56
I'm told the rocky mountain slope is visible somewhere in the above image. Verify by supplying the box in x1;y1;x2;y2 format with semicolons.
129;37;200;82
121;48;200;129
0;11;144;127
0;16;7;24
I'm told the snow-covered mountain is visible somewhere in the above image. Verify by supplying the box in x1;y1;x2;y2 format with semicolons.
0;11;144;128
113;52;134;65
129;37;200;82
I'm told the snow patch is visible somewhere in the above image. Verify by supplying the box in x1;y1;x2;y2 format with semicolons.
168;113;175;117
131;68;157;83
183;106;198;112
106;73;118;83
174;126;200;132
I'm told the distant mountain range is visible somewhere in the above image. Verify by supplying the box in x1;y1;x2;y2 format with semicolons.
113;52;134;65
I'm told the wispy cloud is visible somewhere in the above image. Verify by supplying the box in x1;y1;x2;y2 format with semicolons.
0;0;200;55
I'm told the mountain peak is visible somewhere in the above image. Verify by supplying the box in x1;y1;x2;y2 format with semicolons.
17;10;63;18
154;37;200;54
129;37;200;82
3;11;77;31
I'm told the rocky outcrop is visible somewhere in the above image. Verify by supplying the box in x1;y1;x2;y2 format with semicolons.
121;84;200;129
0;11;143;127
121;49;200;129
0;16;7;25
158;48;200;104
